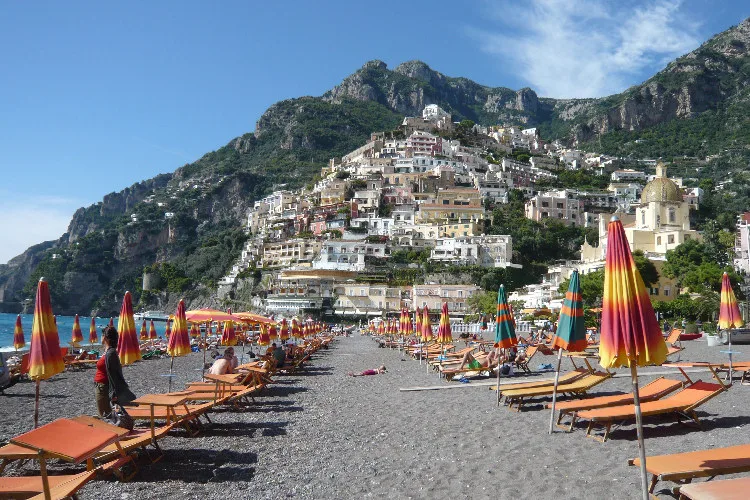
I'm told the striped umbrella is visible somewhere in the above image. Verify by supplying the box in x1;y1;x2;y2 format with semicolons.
291;318;302;339
186;309;239;324
140;320;149;341
13;314;25;350
166;299;192;392
116;292;141;366
368;321;375;334
548;270;588;433
165;320;171;338
377;320;385;336
481;314;488;331
718;272;744;383
149;320;158;340
599;217;667;500
494;285;517;348
221;320;237;346
89;317;98;344
108;317;114;328
421;306;433;342
189;323;200;338
257;323;271;346
269;322;278;342
28;278;65;427
71;314;83;345
279;319;289;341
436;302;452;344
415;307;422;337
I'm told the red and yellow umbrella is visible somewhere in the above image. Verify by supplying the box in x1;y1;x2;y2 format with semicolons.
234;311;274;325
415;307;422;337
88;317;98;345
116;292;142;366
71;314;83;345
221;320;237;346
421;306;433;342
718;272;744;383
268;322;278;342
291;318;301;339
377;320;385;336
189;323;200;338
149;320;158;340
186;308;239;324
139;320;149;341
279;319;289;341
13;314;25;350
28;279;65;427
167;300;191;358
599;217;667;499
257;323;271;346
436;302;452;344
164;320;171;338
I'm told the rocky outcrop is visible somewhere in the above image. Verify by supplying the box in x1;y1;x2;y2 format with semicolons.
0;240;55;304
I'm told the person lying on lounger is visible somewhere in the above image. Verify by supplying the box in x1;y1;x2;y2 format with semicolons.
458;347;501;370
348;365;386;376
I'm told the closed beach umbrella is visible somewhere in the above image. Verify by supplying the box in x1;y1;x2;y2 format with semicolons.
140;320;149;341
599;217;668;500
718;272;744;383
189;323;200;338
399;309;407;336
377;320;385;336
436;302;452;344
421;306;433;342
108;317;114;328
28;278;65;427
269;322;278;342
292;318;301;339
548;270;587;433
481;314;488;331
149;320;158;340
221;320;237;346
257;323;271;346
71;314;83;345
166;299;192;392
415;307;422;338
164;319;171;338
279;319;289;341
494;284;518;405
89;317;98;344
116;292;141;366
368;321;375;334
13;314;25;350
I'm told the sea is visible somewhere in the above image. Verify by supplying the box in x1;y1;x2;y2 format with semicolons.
0;313;111;351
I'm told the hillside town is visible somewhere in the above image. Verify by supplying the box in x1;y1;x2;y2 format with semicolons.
215;104;723;321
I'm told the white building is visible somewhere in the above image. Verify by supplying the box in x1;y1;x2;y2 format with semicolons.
611;169;647;182
312;240;389;271
734;213;750;275
524;189;584;226
429;235;514;268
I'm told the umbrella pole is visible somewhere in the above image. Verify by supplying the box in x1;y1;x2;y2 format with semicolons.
728;329;733;384
496;353;501;407
202;344;207;379
168;356;174;393
34;380;40;428
548;348;563;434
630;364;649;500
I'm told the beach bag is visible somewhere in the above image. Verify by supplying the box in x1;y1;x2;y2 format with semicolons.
108;403;135;431
500;364;511;376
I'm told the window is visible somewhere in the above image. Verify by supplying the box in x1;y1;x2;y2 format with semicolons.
542;201;549;208
650;287;659;296
443;200;449;205
657;236;662;245
668;235;675;244
641;211;646;226
556;203;564;209
664;289;671;297
668;208;676;224
458;290;464;298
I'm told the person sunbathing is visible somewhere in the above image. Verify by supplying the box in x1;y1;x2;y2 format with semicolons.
207;348;236;375
348;365;386;376
458;348;500;370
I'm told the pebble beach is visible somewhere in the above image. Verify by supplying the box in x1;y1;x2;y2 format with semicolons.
2;334;750;499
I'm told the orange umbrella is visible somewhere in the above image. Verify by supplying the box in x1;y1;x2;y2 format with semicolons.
166;299;192;392
13;314;25;350
88;317;98;344
116;292;141;366
279;319;289;341
221;320;237;346
149;320;158;340
718;272;744;383
186;308;239;324
139;320;149;341
257;323;271;346
599;217;668;499
71;314;83;345
234;312;274;325
28;278;65;427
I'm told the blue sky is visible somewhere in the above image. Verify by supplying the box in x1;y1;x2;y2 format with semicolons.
0;0;747;263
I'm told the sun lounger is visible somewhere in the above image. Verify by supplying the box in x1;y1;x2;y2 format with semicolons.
578;380;726;442
548;376;684;431
0;469;97;500
488;367;591;392
678;476;750;499
502;371;613;411
629;443;750;494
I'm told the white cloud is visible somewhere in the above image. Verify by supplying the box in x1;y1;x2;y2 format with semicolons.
0;206;73;264
469;0;701;98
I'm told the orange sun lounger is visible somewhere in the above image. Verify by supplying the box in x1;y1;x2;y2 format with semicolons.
629;442;750;494
549;376;684;431
577;380;726;442
0;469;97;500
678;476;750;499
488;367;591;393
501;371;612;411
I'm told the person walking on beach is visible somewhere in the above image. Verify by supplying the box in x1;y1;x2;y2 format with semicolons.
95;326;136;417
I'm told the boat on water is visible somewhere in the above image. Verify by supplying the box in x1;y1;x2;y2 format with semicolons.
134;310;170;322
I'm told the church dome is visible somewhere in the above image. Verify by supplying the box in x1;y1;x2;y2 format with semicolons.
640;163;682;203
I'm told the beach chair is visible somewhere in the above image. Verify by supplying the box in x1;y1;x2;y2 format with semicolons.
577;380;726;442
665;328;685;358
549;376;684;431
629;442;750;495
440;358;498;381
678;476;750;499
502;371;613;411
488;367;591;392
514;345;540;373
0;469;97;500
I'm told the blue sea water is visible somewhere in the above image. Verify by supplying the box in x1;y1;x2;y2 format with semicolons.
0;312;111;350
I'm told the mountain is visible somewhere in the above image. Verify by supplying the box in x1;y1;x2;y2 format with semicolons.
1;18;749;315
